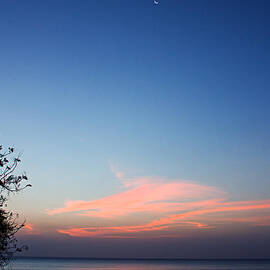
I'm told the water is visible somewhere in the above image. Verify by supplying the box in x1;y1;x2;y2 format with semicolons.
11;257;270;270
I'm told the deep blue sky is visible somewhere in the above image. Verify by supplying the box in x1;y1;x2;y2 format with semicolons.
1;0;270;258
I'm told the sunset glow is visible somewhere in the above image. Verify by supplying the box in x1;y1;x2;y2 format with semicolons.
45;169;270;238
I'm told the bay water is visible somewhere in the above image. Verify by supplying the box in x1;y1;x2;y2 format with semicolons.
10;257;270;270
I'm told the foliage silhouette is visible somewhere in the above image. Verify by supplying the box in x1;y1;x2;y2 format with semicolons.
0;145;31;268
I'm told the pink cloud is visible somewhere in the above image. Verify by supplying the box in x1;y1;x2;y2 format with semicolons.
57;200;270;238
47;166;270;238
47;180;222;218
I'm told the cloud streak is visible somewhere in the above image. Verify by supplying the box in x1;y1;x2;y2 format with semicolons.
20;223;41;235
47;180;222;218
47;166;270;238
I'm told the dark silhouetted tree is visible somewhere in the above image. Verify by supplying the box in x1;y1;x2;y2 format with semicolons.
0;145;31;268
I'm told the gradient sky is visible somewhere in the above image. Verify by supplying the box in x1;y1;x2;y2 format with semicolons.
1;0;270;258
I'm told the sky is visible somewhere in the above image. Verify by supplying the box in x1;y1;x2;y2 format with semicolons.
0;0;270;259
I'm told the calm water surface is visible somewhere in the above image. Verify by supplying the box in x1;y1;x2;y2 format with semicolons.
11;258;270;270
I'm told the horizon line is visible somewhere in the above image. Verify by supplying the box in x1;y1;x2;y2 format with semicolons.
15;256;270;261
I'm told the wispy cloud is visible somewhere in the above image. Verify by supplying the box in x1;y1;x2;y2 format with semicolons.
47;166;270;238
21;223;41;235
47;180;223;218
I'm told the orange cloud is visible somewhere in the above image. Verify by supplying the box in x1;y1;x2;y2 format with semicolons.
47;166;270;238
21;223;41;235
24;223;33;231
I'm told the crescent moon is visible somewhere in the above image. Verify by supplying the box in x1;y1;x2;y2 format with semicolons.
154;0;159;4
